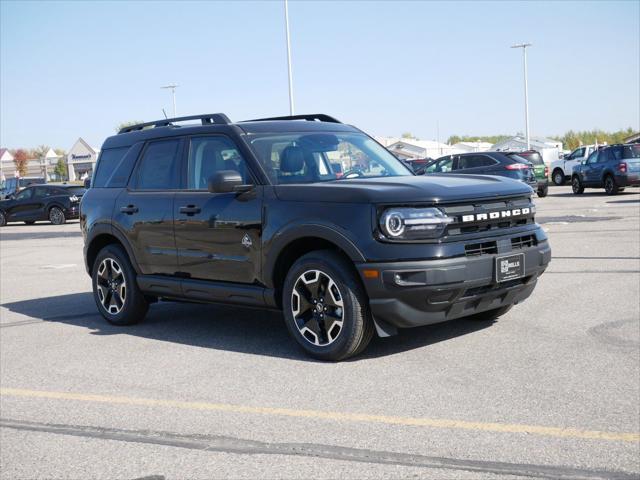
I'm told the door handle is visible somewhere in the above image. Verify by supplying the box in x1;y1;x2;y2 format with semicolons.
120;205;138;215
179;205;201;216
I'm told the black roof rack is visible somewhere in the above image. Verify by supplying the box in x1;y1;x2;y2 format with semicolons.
243;114;341;124
118;113;231;134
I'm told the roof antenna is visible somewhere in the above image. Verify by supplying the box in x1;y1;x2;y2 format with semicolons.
162;108;168;119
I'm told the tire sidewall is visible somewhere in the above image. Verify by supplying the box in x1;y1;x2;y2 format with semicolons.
537;185;548;197
572;176;583;194
282;253;365;360
0;211;6;226
604;176;617;195
92;245;140;325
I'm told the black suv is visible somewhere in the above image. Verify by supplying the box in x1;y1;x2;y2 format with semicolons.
81;113;551;360
423;152;539;193
0;184;84;226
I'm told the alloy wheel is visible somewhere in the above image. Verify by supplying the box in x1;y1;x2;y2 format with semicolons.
49;207;64;225
554;171;564;185
96;258;127;315
605;177;615;194
291;269;344;346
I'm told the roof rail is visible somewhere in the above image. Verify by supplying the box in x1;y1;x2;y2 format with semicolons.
243;113;342;124
118;113;231;134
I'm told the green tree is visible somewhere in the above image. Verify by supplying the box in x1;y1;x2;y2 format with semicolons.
401;132;418;140
116;120;144;132
32;144;50;159
53;158;67;181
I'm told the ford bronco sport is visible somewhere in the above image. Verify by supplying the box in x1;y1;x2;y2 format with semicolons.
81;113;551;360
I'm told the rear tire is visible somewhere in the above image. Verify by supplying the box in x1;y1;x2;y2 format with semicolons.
572;176;584;194
0;211;6;227
604;175;619;195
92;244;148;326
552;169;565;186
282;250;374;361
537;185;548;197
49;206;66;225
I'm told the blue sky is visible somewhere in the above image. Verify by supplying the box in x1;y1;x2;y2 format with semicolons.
1;0;638;149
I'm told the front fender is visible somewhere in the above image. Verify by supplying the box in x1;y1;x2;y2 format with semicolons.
263;221;366;288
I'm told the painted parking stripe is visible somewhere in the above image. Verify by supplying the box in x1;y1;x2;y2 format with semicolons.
1;387;638;443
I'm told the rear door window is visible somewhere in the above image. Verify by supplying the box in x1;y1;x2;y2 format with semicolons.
457;155;497;170
134;139;183;190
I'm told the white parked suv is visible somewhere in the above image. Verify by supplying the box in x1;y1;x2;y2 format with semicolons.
551;145;598;185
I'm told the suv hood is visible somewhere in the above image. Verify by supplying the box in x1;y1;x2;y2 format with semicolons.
274;174;533;204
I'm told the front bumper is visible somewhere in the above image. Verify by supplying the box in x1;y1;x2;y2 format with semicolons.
64;205;80;219
357;238;551;329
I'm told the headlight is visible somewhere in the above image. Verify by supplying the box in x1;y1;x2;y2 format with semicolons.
379;207;454;240
69;195;79;202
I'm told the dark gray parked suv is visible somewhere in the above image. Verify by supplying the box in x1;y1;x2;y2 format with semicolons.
81;113;551;360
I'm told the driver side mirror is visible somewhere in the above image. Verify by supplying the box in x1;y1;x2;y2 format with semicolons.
208;170;253;194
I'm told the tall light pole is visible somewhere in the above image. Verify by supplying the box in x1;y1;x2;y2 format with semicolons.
161;83;179;117
511;43;532;150
284;0;295;115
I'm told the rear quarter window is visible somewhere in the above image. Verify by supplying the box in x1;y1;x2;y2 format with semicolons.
622;145;640;159
93;147;130;187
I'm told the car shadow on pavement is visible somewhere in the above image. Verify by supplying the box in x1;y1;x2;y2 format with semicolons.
550;191;635;198
1;292;495;362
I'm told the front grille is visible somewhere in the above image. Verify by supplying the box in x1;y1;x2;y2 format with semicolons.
465;241;498;256
511;234;537;250
441;196;535;238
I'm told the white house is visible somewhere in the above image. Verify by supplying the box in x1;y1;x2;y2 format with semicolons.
383;139;463;160
67;138;100;181
452;141;493;153
0;148;15;179
492;136;563;165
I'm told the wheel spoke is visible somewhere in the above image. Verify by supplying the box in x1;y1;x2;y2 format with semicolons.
291;269;345;347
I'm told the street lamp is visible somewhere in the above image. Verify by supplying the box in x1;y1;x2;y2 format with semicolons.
161;83;179;117
284;0;295;115
511;43;532;150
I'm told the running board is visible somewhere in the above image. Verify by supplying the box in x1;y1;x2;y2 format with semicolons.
137;275;277;308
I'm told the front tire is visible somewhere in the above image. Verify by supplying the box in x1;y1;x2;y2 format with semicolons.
49;206;66;225
572;176;584;194
92;244;148;326
552;169;565;186
282;250;374;361
604;175;619;195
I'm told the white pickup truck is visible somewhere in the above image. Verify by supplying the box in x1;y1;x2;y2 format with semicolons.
551;145;599;185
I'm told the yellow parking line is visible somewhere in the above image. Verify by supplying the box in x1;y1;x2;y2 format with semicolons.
2;387;638;443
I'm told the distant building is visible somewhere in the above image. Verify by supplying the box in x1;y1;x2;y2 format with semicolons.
381;138;463;160
491;136;563;165
623;132;640;144
67;138;100;181
0;149;15;179
452;141;493;153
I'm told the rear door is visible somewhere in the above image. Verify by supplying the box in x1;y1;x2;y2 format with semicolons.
113;138;183;276
173;135;263;284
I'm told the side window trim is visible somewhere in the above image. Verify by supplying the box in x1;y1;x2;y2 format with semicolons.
184;134;257;192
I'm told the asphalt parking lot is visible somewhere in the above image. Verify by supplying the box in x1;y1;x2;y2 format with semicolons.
1;185;639;480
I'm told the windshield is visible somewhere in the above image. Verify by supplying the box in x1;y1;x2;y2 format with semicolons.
247;132;411;184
